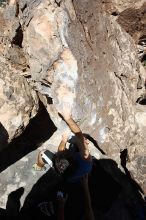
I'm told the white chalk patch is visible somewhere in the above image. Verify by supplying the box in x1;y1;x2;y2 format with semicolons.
90;113;97;125
58;11;69;48
60;49;78;81
19;182;26;188
0;194;7;209
135;112;146;127
98;96;104;106
99;127;106;143
20;157;28;162
98;118;102;124
10;113;22;127
6;184;18;194
15;173;21;183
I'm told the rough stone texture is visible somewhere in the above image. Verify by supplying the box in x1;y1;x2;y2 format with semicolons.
11;0;145;192
102;0;146;13
0;56;39;149
117;3;146;41
0;4;39;149
0;0;146;211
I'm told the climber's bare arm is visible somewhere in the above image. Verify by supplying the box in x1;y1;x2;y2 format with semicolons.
62;115;90;160
57;133;68;152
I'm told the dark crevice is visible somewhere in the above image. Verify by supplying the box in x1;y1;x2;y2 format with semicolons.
24;75;31;79
120;149;144;194
136;97;146;105
41;82;51;88
137;75;143;89
46;96;53;104
42;79;52;86
0;123;9;151
55;0;61;7
138;35;146;46
141;54;146;62
120;149;128;167
22;68;27;72
21;3;27;12
12;26;23;48
136;97;141;103
15;1;19;17
111;11;119;16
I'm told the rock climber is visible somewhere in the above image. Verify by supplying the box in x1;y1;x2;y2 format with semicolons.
33;111;93;182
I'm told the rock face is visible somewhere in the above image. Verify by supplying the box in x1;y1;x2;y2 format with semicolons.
0;7;39;150
0;0;146;207
0;57;39;148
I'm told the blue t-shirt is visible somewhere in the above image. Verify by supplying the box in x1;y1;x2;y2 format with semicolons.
68;152;92;182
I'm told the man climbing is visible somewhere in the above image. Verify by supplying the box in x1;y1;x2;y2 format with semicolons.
33;112;93;182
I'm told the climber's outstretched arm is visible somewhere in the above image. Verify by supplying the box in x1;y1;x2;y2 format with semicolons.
57;133;68;152
60;113;90;160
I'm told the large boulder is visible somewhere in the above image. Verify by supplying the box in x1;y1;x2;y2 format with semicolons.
0;55;39;149
1;0;146;200
0;7;39;150
11;0;146;192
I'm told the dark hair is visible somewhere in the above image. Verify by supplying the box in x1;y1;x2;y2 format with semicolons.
53;150;78;179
